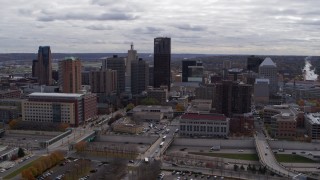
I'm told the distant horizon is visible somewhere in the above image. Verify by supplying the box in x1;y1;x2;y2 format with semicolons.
0;52;319;57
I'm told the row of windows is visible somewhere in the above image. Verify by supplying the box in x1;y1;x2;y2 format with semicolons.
24;119;71;123
180;125;227;133
181;121;227;125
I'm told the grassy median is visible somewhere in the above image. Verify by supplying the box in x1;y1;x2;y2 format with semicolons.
3;157;40;180
189;152;259;161
275;154;317;163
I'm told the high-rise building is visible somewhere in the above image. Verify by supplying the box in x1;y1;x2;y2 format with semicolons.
182;60;203;82
259;57;278;94
149;65;154;87
131;58;149;95
102;55;126;94
32;46;52;85
58;57;82;93
182;60;196;82
254;78;270;104
213;81;252;117
247;55;264;73
154;37;171;90
126;43;138;93
89;69;117;95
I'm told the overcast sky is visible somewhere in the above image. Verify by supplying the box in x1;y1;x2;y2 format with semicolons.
1;0;320;55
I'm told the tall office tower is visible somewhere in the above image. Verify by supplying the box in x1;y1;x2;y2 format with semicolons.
195;84;215;100
181;60;203;82
259;57;278;94
32;46;52;85
102;55;126;94
182;60;196;82
214;81;233;117
89;69;117;95
214;81;252;117
247;55;264;73
58;57;82;93
149;65;154;87
131;58;149;95
154;37;171;91
126;43;138;93
232;83;252;114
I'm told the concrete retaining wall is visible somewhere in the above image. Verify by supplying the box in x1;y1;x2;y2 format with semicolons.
173;138;255;149
97;135;158;144
269;141;319;151
6;130;61;136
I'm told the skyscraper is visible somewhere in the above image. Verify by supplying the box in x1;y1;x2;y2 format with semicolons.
131;58;149;95
213;81;252;117
259;57;278;94
154;37;171;91
32;46;52;85
89;69;117;95
126;43;138;93
182;60;196;82
58;57;82;93
102;55;126;94
247;55;263;73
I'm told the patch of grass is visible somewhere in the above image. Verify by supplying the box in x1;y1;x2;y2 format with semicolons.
275;154;317;163
4;157;40;180
189;152;259;161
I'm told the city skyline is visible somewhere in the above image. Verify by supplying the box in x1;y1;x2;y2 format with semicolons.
1;0;320;55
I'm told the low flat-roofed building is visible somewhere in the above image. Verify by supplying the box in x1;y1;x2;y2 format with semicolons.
0;106;20;123
304;113;320;140
187;99;212;113
133;111;163;122
132;105;173;119
179;113;229;137
0;90;21;99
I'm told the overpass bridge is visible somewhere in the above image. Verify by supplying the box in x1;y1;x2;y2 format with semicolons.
254;134;299;178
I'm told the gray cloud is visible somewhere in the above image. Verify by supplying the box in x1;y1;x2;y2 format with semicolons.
133;27;164;34
0;0;320;55
174;24;207;31
86;24;113;30
38;11;138;22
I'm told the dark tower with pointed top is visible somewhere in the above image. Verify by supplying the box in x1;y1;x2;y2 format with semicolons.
32;46;52;85
153;37;171;90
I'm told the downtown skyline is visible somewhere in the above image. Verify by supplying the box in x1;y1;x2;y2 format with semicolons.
1;0;320;55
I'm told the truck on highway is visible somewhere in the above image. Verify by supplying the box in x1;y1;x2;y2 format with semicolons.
160;142;164;148
144;157;149;163
162;136;166;141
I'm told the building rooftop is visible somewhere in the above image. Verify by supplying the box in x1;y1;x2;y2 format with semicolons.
264;104;302;118
260;57;276;67
29;92;83;98
181;113;227;121
64;57;78;61
255;78;270;84
305;113;320;125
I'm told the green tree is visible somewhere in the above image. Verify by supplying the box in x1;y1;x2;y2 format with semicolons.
240;165;245;171
141;98;160;105
126;103;135;111
18;147;25;158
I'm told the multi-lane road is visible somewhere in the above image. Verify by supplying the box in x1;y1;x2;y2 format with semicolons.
254;132;298;178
